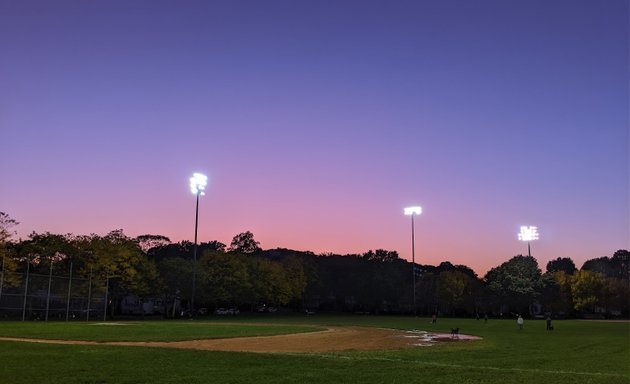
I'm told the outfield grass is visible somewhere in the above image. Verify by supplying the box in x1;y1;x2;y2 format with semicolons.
0;320;321;342
0;315;628;384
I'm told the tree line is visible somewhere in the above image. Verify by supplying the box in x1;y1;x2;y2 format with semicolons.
1;212;628;318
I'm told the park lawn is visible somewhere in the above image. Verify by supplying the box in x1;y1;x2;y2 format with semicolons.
0;316;628;384
243;315;630;379
0;320;322;342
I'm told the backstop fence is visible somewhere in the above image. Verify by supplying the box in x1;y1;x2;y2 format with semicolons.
0;259;108;321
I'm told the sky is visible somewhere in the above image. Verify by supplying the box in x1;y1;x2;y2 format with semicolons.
1;0;628;275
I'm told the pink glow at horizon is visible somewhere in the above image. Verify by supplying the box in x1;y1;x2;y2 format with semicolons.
1;0;628;276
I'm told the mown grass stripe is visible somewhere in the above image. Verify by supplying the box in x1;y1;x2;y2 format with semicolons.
283;353;629;379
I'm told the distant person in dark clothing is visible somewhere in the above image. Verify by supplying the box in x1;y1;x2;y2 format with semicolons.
431;313;437;324
546;316;553;330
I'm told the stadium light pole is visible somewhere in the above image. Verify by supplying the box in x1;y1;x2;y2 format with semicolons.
189;172;208;315
404;206;422;316
518;226;539;257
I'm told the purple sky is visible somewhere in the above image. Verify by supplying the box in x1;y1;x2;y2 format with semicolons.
1;0;628;275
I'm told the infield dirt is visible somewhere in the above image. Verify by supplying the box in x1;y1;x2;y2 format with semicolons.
0;326;481;353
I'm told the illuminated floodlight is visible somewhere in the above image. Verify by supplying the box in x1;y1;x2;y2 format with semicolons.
189;173;208;195
403;205;422;316
404;206;422;215
518;226;539;242
189;171;209;316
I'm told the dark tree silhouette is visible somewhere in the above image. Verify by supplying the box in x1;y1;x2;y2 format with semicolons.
229;231;261;253
611;250;629;280
546;257;577;275
581;257;616;278
136;234;171;253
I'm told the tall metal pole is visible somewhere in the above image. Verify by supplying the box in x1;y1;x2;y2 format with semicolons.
45;260;53;321
411;214;416;316
528;242;531;258
191;191;200;315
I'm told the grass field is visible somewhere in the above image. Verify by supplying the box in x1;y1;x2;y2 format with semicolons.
0;320;321;342
0;315;628;384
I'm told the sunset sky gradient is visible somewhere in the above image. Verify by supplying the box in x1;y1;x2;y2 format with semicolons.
1;0;628;275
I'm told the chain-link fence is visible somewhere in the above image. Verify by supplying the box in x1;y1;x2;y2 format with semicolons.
0;262;108;321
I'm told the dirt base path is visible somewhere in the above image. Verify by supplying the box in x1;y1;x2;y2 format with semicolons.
0;327;481;353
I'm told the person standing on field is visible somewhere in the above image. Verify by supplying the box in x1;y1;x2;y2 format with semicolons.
517;315;524;330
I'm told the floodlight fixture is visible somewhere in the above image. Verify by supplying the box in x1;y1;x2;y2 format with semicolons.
404;206;422;216
518;225;539;257
518;226;539;242
190;173;208;195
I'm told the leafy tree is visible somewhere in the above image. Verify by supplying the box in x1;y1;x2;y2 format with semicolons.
228;231;261;253
281;255;307;304
605;276;630;316
416;271;439;314
147;241;193;262
3;219;626;320
361;249;400;262
245;258;276;306
0;212;18;243
434;261;478;280
198;251;250;306
580;250;629;281
74;230;161;305
608;250;630;316
135;234;171;253
540;271;574;315
248;257;294;306
581;257;616;278
312;253;364;311
262;250;321;311
610;250;629;280
19;232;76;268
0;212;20;288
437;270;473;315
571;270;607;312
156;256;193;316
125;256;162;304
579;255;630;316
546;257;577;275
577;250;630;316
14;232;80;303
200;240;227;253
484;255;543;315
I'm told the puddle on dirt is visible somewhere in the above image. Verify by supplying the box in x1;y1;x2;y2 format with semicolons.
400;329;482;346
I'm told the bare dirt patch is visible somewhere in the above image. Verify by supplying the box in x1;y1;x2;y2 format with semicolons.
0;327;481;353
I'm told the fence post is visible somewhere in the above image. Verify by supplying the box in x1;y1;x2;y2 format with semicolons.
66;262;73;321
86;266;92;322
103;274;109;321
45;260;53;321
0;256;5;305
21;260;30;321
